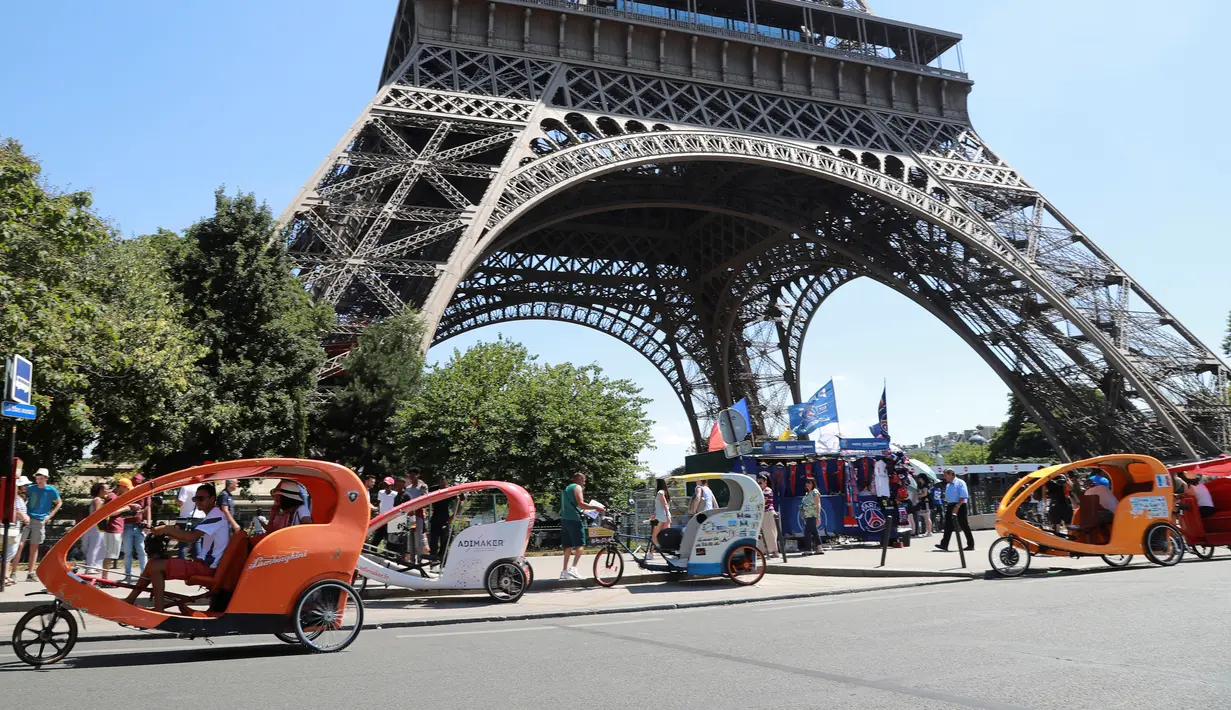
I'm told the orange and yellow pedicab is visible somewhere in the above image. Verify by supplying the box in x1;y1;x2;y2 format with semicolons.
988;454;1184;577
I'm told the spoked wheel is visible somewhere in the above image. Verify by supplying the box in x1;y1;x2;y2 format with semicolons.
522;561;534;590
725;544;766;586
293;580;364;653
592;546;625;587
987;536;1031;578
1101;554;1133;568
351;569;369;594
484;560;527;603
12;605;78;667
1191;544;1216;560
1143;524;1185;567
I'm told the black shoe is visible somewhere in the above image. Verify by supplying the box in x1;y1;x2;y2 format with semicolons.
934;544;949;551
963;546;975;551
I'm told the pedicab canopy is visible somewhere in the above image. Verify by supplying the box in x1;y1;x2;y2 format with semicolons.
1168;456;1231;479
38;459;368;633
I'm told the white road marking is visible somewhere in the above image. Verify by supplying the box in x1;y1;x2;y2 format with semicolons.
397;625;554;639
560;617;662;628
749;588;952;612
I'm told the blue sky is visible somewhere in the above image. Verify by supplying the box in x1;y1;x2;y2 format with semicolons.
3;1;1227;472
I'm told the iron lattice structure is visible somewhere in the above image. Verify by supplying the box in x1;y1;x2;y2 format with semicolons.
282;0;1230;461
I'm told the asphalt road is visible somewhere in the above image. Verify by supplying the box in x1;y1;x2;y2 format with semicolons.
3;560;1229;709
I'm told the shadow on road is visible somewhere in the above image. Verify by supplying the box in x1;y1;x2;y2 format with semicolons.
0;642;301;673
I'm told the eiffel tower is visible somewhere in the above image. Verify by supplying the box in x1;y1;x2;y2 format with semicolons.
281;0;1229;461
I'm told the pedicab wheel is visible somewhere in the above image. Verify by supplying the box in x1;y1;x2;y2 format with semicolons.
12;605;78;667
484;560;527;603
1143;523;1185;567
1101;554;1133;568
522;561;534;589
351;569;368;594
293;580;364;653
726;544;766;586
592;545;624;587
1191;544;1215;560
987;536;1031;578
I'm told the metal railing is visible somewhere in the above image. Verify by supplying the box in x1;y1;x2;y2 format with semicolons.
488;0;969;80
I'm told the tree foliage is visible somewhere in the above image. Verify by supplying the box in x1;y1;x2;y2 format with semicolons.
148;190;329;472
987;393;1057;464
392;339;653;505
942;442;989;466
308;309;426;478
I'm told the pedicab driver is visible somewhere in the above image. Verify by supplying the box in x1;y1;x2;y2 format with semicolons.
560;472;604;580
124;483;231;613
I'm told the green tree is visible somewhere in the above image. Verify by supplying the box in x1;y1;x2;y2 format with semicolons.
942;442;988;466
308;309;426;478
84;232;205;464
0;139;111;473
987;393;1057;464
392;339;653;504
1224;310;1230;356
149;190;329;472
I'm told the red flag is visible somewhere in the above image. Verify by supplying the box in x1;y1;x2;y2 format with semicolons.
707;423;724;452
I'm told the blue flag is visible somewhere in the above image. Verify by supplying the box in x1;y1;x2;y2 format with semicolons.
869;386;889;441
731;398;751;437
791;380;838;436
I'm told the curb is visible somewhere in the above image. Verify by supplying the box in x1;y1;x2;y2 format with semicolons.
765;564;976;580
0;577;971;647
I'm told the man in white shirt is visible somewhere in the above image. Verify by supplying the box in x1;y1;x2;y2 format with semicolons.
371;477;399;548
125;483;232;613
1191;480;1216;518
176;483;205;559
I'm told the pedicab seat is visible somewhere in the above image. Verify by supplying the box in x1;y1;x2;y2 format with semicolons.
655;527;683;553
1200;482;1231;535
185;531;249;610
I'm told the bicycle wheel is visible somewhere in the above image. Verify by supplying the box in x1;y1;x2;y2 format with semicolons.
1191;544;1215;560
1143;524;1185;567
522;560;534;589
484;560;527;603
592;546;625;587
1101;554;1133;568
987;536;1031;578
293;580;364;653
12;605;78;667
726;545;766;586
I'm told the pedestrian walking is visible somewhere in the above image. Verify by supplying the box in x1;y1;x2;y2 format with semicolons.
799;477;824;555
115;478;149;582
4;475;31;588
559;471;604;580
17;468;61;581
648;477;671;561
913;474;933;537
217;479;241;532
429;475;454;562
101;482;125;580
936;469;975;552
370;477;398;549
757;474;778;557
82;482;108;572
363;474;379;515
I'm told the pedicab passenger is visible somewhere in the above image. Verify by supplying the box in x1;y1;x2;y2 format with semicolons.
1075;474;1118;528
124;483;231;613
265;480;313;533
1191;478;1216;518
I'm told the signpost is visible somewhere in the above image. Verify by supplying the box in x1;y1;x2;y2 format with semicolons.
2;355;36;591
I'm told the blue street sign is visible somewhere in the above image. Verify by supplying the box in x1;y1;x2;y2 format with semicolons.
760;440;816;456
1;401;37;420
6;355;32;406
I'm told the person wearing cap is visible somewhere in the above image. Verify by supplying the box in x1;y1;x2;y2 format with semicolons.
936;469;974;552
266;480;313;533
371;476;398;549
16;468;61;581
115;478;150;582
4;475;32;586
124;482;231;613
1078;473;1118;527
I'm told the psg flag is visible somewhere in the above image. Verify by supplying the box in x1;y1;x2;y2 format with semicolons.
868;385;889;441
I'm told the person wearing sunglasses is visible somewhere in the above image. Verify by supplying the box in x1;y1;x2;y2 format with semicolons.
123;483;232;613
